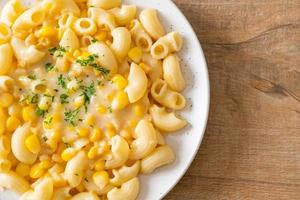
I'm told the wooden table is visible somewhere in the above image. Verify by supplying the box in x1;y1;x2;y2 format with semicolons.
165;0;300;199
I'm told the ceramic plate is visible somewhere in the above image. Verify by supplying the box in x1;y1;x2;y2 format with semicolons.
0;0;210;199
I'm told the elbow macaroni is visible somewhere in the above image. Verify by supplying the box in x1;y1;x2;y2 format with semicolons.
107;177;139;200
150;105;187;132
141;145;175;174
0;0;188;199
151;79;186;110
126;63;148;103
0;0;26;27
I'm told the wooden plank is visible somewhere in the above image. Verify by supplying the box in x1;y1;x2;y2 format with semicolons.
165;0;300;199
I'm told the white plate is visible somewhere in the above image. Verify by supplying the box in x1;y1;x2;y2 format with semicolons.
0;0;210;199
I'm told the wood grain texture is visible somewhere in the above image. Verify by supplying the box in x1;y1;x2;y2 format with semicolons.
165;0;300;199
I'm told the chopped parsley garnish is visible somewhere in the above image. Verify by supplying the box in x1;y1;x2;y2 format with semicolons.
35;107;47;117
48;46;67;57
64;108;80;126
60;94;69;104
80;82;96;112
57;74;67;89
84;177;89;182
45;63;54;72
90;63;110;75
44;94;54;102
76;54;110;76
27;74;37;80
42;136;48;142
43;116;53;125
76;54;97;67
108;106;113;113
48;47;57;55
30;94;39;104
91;38;98;43
64;142;72;148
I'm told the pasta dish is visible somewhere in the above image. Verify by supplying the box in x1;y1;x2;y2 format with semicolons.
0;0;188;199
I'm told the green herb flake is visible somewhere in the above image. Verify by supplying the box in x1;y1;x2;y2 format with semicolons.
108;106;113;113
76;54;96;67
45;63;54;72
35;107;47;117
91;38;98;43
84;177;89;182
80;82;96;112
42;136;48;142
48;46;67;57
90;63;110;75
64;142;72;148
76;54;110;76
27;74;37;80
60;94;69;104
57;74;67;89
30;94;39;104
48;47;57;55
43;116;53;125
64;108;80;126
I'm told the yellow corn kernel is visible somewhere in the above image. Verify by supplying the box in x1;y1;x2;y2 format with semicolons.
107;93;114;102
0;135;11;157
94;160;105;171
13;0;25;13
97;105;107;114
6;116;21;132
98;141;109;154
86;114;96;126
128;119;138;129
0;93;13;107
43;2;53;11
112;91;129;110
25;134;41;154
65;51;74;62
128;47;142;63
52;113;61;123
53;176;67;187
51;130;61;142
112;74;128;90
39;160;52;169
90;128;103;142
16;163;30;177
87;146;98;159
73;49;81;58
139;63;152;74
39;26;57;38
134;104;144;117
105;128;116;139
47;139;58;150
93;171;109;189
7;153;18;167
30;164;45;179
0;158;11;172
74;96;84;108
61;148;76;161
94;31;107;41
22;106;37;122
81;52;90;58
77;127;89;137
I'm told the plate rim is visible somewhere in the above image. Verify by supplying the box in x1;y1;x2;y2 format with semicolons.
158;0;210;199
